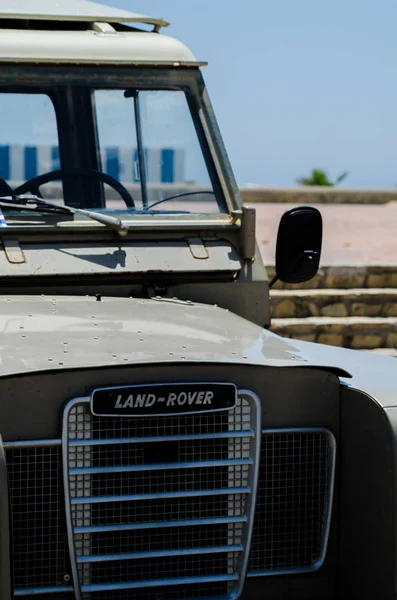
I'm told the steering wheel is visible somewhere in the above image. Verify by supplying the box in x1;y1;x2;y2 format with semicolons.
13;168;135;208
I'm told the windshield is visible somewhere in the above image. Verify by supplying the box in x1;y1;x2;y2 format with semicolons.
0;80;226;226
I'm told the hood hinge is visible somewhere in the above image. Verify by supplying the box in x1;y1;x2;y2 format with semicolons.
2;239;25;264
186;238;209;260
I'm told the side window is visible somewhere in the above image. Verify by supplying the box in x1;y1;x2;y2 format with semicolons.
0;93;59;190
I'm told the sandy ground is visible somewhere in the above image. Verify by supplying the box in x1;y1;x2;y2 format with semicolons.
254;202;397;266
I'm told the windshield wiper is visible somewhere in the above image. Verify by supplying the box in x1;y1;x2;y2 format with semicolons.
144;191;216;211
0;195;128;237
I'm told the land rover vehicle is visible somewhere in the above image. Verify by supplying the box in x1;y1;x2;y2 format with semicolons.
0;2;396;599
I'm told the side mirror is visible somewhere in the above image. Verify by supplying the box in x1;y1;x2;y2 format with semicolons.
271;206;322;287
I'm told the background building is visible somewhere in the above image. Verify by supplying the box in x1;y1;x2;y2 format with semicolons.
0;145;185;184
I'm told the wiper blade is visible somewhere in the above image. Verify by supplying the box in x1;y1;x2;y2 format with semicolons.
0;195;128;237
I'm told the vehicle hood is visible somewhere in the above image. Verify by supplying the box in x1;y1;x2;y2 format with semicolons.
0;295;352;378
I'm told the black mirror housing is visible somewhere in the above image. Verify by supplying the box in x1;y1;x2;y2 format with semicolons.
274;206;322;285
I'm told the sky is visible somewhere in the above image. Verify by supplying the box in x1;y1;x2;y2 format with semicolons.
102;0;397;188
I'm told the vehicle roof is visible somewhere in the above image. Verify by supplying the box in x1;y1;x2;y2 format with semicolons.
0;0;169;28
0;0;200;65
0;29;198;65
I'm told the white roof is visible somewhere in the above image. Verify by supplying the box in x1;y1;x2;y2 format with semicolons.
0;29;199;65
0;0;202;65
0;0;169;28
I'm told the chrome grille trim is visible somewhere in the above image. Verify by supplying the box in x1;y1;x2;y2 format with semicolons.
68;430;255;447
75;515;248;534
248;427;336;577
14;585;74;596
63;397;90;600
70;457;253;474
63;390;261;600
3;439;62;448
82;573;239;594
77;545;244;563
70;487;252;504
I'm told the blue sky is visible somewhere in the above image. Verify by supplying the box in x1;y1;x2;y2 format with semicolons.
104;0;397;188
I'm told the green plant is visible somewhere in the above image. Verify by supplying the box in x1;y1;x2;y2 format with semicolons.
297;169;348;187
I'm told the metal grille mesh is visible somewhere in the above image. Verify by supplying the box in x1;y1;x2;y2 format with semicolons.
248;430;334;575
5;415;334;594
6;445;71;591
66;397;255;600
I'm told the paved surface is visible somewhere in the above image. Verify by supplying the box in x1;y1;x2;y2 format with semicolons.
254;202;397;266
76;197;397;267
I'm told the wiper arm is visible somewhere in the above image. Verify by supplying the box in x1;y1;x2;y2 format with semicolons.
0;195;128;237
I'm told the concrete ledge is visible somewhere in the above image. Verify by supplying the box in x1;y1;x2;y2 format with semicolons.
241;186;397;204
367;348;397;357
270;316;397;349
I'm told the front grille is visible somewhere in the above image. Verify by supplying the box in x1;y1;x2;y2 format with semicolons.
248;429;335;576
6;444;72;595
5;402;335;597
63;393;261;600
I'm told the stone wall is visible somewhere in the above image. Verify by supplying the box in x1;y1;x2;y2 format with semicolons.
267;266;397;289
241;187;397;204
268;265;397;352
271;290;397;319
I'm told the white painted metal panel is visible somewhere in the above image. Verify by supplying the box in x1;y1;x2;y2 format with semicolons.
0;0;168;27
0;30;198;64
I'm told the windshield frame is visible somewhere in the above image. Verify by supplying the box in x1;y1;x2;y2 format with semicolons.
0;64;242;228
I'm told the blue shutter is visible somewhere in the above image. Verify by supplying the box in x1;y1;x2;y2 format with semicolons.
0;146;10;179
24;147;38;180
161;148;175;183
106;148;120;180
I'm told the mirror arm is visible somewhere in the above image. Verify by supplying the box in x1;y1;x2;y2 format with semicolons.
269;272;281;289
270;250;319;288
